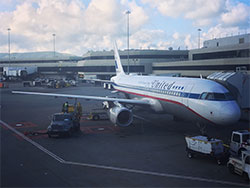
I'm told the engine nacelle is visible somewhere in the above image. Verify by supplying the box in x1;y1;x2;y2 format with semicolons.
109;106;133;127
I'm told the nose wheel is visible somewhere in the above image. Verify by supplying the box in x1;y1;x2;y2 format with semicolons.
196;122;207;135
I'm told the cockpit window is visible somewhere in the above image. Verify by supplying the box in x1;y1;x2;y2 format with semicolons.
213;93;226;100
225;92;234;100
199;92;234;101
200;92;207;100
205;93;215;100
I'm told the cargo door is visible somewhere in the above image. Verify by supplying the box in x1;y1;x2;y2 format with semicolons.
182;84;194;107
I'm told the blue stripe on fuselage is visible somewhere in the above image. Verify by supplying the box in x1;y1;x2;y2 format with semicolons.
113;83;233;101
112;83;200;99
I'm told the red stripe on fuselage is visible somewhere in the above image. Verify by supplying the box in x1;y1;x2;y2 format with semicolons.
115;87;215;125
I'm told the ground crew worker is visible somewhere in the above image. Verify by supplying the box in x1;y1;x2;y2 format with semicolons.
62;101;69;113
76;102;82;120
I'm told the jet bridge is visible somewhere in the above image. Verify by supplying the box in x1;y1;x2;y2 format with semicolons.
207;71;250;121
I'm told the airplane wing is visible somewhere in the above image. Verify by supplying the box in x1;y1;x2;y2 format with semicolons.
12;91;150;106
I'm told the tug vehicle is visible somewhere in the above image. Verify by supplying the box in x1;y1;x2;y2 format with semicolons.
227;150;250;181
230;130;250;155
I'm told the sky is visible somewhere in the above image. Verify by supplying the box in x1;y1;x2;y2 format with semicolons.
0;0;249;56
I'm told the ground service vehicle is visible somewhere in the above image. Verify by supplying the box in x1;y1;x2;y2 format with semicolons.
230;130;250;155
185;135;228;165
23;81;34;87
47;112;80;137
3;66;37;78
88;109;108;121
227;150;250;181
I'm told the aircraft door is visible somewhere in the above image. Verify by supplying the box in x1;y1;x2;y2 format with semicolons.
182;84;194;107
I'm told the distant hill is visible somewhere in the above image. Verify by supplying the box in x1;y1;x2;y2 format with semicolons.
0;51;82;61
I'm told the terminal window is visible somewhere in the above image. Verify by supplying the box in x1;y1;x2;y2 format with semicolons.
239;38;244;44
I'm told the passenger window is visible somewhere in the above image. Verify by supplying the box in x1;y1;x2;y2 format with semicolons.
232;134;240;143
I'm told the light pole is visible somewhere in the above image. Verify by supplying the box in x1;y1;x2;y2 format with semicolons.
52;33;56;57
7;28;11;64
198;28;201;49
126;10;131;74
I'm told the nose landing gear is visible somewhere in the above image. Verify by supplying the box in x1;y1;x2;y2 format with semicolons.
196;122;207;135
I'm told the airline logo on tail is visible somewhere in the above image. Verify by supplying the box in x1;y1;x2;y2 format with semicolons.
114;41;125;75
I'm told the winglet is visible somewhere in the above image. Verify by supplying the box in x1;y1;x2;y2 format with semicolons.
114;41;125;75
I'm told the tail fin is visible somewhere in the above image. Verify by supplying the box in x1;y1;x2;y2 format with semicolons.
114;41;125;75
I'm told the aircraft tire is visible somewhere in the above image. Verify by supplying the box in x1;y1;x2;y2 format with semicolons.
228;164;234;174
48;133;52;138
187;152;193;159
216;159;222;165
243;172;249;181
93;115;100;121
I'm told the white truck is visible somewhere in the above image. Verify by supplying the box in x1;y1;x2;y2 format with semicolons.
230;130;250;155
185;135;228;165
3;66;37;78
227;150;250;181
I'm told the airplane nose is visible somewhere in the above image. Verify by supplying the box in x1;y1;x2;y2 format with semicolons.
218;102;241;125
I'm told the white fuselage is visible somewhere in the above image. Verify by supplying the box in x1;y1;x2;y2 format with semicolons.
111;74;241;125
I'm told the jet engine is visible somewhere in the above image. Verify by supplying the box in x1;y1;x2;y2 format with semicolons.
108;102;133;127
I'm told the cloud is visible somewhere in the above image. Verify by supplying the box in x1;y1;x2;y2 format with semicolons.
0;0;249;55
83;0;123;35
130;29;165;49
202;24;241;40
142;0;225;26
0;0;150;55
221;2;250;28
172;32;179;40
0;0;88;54
130;29;187;50
127;0;149;32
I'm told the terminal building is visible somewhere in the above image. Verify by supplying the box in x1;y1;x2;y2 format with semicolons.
77;49;188;79
0;49;189;79
0;33;249;79
0;34;249;120
0;52;81;79
153;33;250;77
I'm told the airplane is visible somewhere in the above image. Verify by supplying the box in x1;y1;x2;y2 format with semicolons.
12;42;241;128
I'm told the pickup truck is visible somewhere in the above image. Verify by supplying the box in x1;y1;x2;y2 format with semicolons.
47;112;80;137
185;135;228;165
227;150;250;181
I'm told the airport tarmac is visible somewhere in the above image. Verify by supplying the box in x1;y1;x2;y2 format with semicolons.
1;83;249;187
